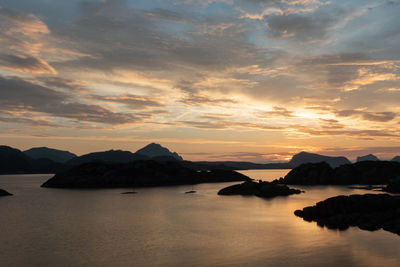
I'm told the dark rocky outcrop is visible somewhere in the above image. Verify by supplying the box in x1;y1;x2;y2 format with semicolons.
24;147;76;163
294;194;400;235
41;160;250;188
218;180;302;199
276;161;400;185
356;154;379;162
384;177;400;193
288;152;351;168
0;188;12;196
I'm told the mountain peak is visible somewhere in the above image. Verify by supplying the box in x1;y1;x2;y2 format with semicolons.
356;154;379;162
289;151;351;168
135;143;183;161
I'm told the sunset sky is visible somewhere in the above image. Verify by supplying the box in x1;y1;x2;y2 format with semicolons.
0;0;399;162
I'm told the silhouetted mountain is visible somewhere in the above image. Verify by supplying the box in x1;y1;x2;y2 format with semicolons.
356;154;379;162
194;161;291;170
135;143;183;161
392;156;400;162
0;145;32;174
42;160;250;188
0;145;66;174
276;161;400;185
24;147;76;163
67;150;149;165
288;152;351;168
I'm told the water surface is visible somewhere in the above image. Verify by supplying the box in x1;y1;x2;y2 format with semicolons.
0;171;399;267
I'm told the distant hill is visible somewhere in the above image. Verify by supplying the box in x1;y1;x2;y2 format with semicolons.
0;145;66;174
356;154;379;162
288;152;351;168
193;161;291;170
135;143;183;161
67;150;149;165
392;156;400;162
0;145;32;174
24;147;76;163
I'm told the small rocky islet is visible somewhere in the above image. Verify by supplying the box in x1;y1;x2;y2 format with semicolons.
294;194;400;235
0;188;12;196
218;180;302;198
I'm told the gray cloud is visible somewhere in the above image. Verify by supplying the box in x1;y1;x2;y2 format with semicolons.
91;94;164;109
335;109;397;122
0;53;56;74
0;75;141;125
265;6;348;42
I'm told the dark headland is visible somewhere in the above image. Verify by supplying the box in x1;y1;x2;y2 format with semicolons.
274;161;400;186
294;194;400;235
41;160;250;188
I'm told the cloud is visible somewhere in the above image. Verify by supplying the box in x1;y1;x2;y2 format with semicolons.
180;94;238;106
258;106;295;117
265;9;340;42
0;6;56;74
0;54;57;74
335;110;397;122
0;75;142;125
91;94;164;109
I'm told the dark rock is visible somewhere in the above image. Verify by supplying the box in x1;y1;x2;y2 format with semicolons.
41;160;250;188
121;191;137;194
0;188;12;196
185;190;196;194
294;194;400;235
278;161;400;185
281;162;334;185
384;177;400;193
218;180;302;199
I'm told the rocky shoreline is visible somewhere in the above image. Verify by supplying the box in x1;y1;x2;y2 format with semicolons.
275;161;400;185
294;194;400;235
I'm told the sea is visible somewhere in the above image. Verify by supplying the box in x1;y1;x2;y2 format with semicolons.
0;169;399;267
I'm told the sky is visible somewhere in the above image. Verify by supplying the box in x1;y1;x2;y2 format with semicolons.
0;0;400;162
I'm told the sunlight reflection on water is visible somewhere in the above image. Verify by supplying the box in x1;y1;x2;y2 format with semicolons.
0;171;399;267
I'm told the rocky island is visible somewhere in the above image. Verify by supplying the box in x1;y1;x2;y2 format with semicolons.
294;194;400;235
41;160;250;188
218;180;302;199
0;188;12;196
275;161;400;185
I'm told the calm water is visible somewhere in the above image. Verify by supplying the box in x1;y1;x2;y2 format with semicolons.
0;170;400;267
